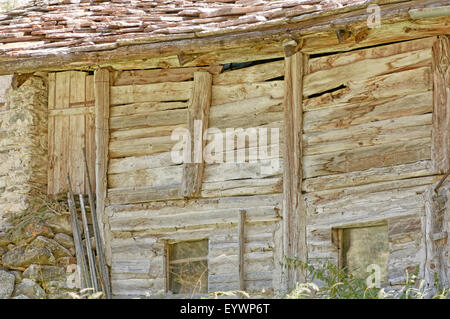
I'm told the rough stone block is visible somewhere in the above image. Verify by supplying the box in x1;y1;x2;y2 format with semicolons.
0;270;15;299
23;264;66;283
30;236;72;258
2;246;56;269
13;278;46;299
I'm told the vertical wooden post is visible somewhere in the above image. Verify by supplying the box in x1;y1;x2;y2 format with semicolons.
431;36;450;288
282;50;306;293
431;36;450;174
94;68;109;246
180;71;212;198
238;210;246;292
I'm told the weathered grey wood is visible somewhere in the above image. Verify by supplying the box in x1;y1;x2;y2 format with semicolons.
282;51;305;292
94;68;109;251
67;175;91;291
82;147;112;299
303;160;433;193
238;210;246;292
78;189;99;293
180;71;213;198
108;184;182;205
303;47;432;97
431;35;450;174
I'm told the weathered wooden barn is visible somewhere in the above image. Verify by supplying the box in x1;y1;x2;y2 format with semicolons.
0;0;449;298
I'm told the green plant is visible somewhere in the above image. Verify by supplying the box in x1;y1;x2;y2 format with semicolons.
282;257;449;299
283;258;380;299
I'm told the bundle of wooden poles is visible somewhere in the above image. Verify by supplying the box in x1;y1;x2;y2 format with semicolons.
66;147;111;299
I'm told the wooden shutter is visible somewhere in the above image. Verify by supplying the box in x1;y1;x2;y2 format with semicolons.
48;71;96;195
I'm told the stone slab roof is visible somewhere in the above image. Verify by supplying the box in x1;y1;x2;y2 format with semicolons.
0;0;369;57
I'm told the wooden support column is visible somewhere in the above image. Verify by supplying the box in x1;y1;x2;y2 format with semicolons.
94;68;110;244
238;210;246;292
180;71;212;198
282;50;306;292
430;35;450;291
431;35;450;174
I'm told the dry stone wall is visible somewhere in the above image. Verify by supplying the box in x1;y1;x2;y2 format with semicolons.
0;75;47;226
0;74;81;299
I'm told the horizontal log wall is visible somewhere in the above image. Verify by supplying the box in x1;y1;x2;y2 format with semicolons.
103;36;447;296
106;59;285;297
303;37;438;287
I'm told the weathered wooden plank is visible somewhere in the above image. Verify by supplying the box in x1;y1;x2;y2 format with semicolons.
94;68;110;238
203;159;283;183
109;135;175;158
68;71;86;192
303;137;432;179
85;75;96;193
211;81;284;106
305;175;442;208
47;72;56;194
110;81;192;105
180;72;213;198
108;152;175;174
49;106;94;117
431;35;450;174
303;160;433;193
53;71;70;194
303;91;432;132
110;101;187;118
108;165;182;189
113;65;223;86
103;55;181;70
182;44;284;67
201;177;282;198
303;66;432;112
213;60;284;85
304;48;432;96
109;109;187;130
107;193;281;216
109;206;280;232
308;37;436;74
303;114;432;155
282;51;305;291
300;16;450;55
209;95;283;129
110;124;186;141
107;184;182;205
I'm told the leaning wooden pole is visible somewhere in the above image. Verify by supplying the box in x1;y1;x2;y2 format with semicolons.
82;147;111;299
67;175;92;291
78;186;99;293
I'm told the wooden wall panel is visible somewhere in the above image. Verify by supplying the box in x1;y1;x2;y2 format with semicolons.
48;71;95;195
303;38;438;287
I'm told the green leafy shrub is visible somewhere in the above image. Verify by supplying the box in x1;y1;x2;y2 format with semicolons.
283;257;449;299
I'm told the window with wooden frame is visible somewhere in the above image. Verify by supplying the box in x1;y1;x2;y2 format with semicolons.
47;71;96;195
167;239;208;295
333;224;389;285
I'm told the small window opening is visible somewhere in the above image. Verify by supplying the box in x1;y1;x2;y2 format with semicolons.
334;224;389;286
167;239;208;295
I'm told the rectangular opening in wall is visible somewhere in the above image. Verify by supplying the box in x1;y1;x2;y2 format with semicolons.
338;224;389;285
167;239;208;295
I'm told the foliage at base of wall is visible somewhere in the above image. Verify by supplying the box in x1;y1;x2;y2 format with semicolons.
283;259;449;299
